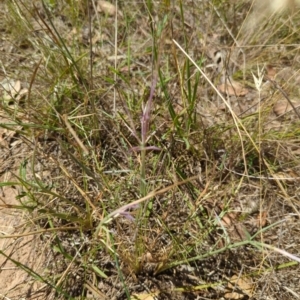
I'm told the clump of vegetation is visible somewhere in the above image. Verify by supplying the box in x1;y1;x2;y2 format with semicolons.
1;0;300;299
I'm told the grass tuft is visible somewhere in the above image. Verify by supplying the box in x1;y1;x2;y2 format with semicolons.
1;0;300;299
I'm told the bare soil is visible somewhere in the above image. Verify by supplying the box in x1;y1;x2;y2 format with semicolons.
0;114;46;299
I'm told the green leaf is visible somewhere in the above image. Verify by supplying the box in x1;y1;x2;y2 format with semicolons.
91;264;108;279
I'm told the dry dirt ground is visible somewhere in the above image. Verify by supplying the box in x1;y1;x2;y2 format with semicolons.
0;114;46;299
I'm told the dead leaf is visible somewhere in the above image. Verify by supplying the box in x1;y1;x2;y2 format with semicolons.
256;210;268;227
220;212;236;227
1;79;17;101
221;215;232;227
266;64;277;80
218;80;248;96
145;251;154;262
225;275;253;299
16;88;28;101
273;99;300;116
1;78;25;102
97;1;117;16
13;80;21;95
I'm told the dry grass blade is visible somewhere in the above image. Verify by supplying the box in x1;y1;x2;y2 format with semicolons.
61;114;89;155
96;174;201;231
173;39;252;174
